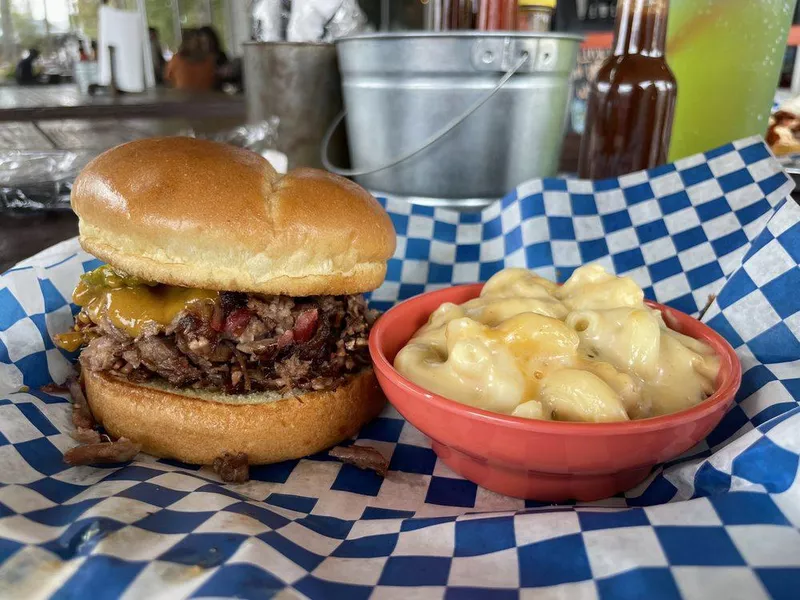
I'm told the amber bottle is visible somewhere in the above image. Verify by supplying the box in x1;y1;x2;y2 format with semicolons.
431;0;477;30
478;0;518;30
578;0;677;179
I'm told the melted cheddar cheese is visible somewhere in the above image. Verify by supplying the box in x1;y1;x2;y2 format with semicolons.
56;266;217;345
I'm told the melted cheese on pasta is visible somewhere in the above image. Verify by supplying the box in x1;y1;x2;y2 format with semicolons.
394;265;720;422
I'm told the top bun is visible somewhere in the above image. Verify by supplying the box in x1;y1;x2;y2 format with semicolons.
72;137;396;296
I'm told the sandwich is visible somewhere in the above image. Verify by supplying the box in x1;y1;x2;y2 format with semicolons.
55;137;395;470
767;110;800;156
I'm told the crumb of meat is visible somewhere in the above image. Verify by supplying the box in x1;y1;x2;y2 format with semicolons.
213;452;249;483
65;376;135;464
275;354;311;390
40;382;69;394
81;336;128;372
67;376;96;430
247;296;295;332
220;291;247;313
136;337;201;386
698;294;717;321
329;445;389;477
310;376;338;391
63;437;141;465
237;318;268;344
71;428;103;444
98;316;130;341
121;348;142;368
188;337;212;354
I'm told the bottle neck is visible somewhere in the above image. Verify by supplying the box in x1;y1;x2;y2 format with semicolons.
613;0;670;57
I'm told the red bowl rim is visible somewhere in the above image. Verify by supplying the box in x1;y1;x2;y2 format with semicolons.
369;283;742;436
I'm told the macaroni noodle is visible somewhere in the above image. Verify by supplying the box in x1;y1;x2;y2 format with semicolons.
394;266;720;422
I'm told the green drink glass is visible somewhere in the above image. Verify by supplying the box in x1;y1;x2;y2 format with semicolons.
667;0;797;160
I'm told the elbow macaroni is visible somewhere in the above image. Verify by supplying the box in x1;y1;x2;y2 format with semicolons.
394;265;721;423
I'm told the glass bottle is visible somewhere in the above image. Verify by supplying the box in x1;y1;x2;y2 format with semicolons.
478;0;518;31
429;0;478;31
516;0;556;32
578;0;677;179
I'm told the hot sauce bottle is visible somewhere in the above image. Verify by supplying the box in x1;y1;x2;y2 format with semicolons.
478;0;518;31
578;0;677;179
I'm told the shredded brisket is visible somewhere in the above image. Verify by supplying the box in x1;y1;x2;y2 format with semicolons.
67;376;96;430
329;445;389;477
76;292;378;394
63;376;140;466
64;437;141;466
213;451;250;483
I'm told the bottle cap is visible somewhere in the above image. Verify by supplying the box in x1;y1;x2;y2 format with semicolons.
519;0;557;8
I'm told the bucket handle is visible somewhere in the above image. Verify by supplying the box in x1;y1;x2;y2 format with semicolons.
321;52;530;178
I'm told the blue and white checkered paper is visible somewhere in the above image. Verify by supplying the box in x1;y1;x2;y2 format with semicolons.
1;136;799;600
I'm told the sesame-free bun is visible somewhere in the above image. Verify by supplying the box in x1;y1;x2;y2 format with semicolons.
82;368;385;465
71;137;395;296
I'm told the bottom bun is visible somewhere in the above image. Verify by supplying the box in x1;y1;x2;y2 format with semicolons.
83;369;385;465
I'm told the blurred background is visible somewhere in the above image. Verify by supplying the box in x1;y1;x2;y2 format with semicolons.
1;1;799;144
1;1;799;150
3;0;800;270
1;1;232;78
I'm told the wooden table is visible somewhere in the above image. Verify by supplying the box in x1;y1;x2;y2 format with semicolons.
0;85;246;150
0;85;245;123
0;211;78;273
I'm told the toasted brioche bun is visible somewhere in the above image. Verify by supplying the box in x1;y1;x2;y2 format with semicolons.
71;137;395;296
770;134;800;157
82;368;385;465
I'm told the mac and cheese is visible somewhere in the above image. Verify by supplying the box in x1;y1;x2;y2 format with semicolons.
394;266;720;422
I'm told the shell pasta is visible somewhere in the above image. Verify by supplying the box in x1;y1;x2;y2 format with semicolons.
394;265;720;423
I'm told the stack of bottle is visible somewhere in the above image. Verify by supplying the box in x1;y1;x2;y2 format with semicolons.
427;1;556;32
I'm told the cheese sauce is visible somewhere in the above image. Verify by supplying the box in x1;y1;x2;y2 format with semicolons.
56;266;217;345
394;266;721;422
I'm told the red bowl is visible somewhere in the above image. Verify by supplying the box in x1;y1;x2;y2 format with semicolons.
369;284;742;502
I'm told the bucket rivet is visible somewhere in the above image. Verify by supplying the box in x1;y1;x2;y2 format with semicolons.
481;51;494;64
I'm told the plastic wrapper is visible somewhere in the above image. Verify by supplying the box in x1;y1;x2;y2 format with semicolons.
0;120;280;212
325;0;372;40
180;117;280;156
286;0;370;42
0;150;95;211
252;0;289;42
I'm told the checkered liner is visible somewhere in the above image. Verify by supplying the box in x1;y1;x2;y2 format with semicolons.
1;137;799;599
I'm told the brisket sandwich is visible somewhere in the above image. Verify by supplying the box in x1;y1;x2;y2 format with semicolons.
55;137;395;465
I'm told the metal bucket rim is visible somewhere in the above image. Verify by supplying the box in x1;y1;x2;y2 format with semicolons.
336;31;584;44
243;41;335;47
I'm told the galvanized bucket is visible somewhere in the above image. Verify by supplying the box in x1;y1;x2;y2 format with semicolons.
323;32;581;208
244;42;349;170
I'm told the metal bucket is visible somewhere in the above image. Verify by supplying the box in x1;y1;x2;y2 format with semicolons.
244;42;348;170
323;32;581;207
